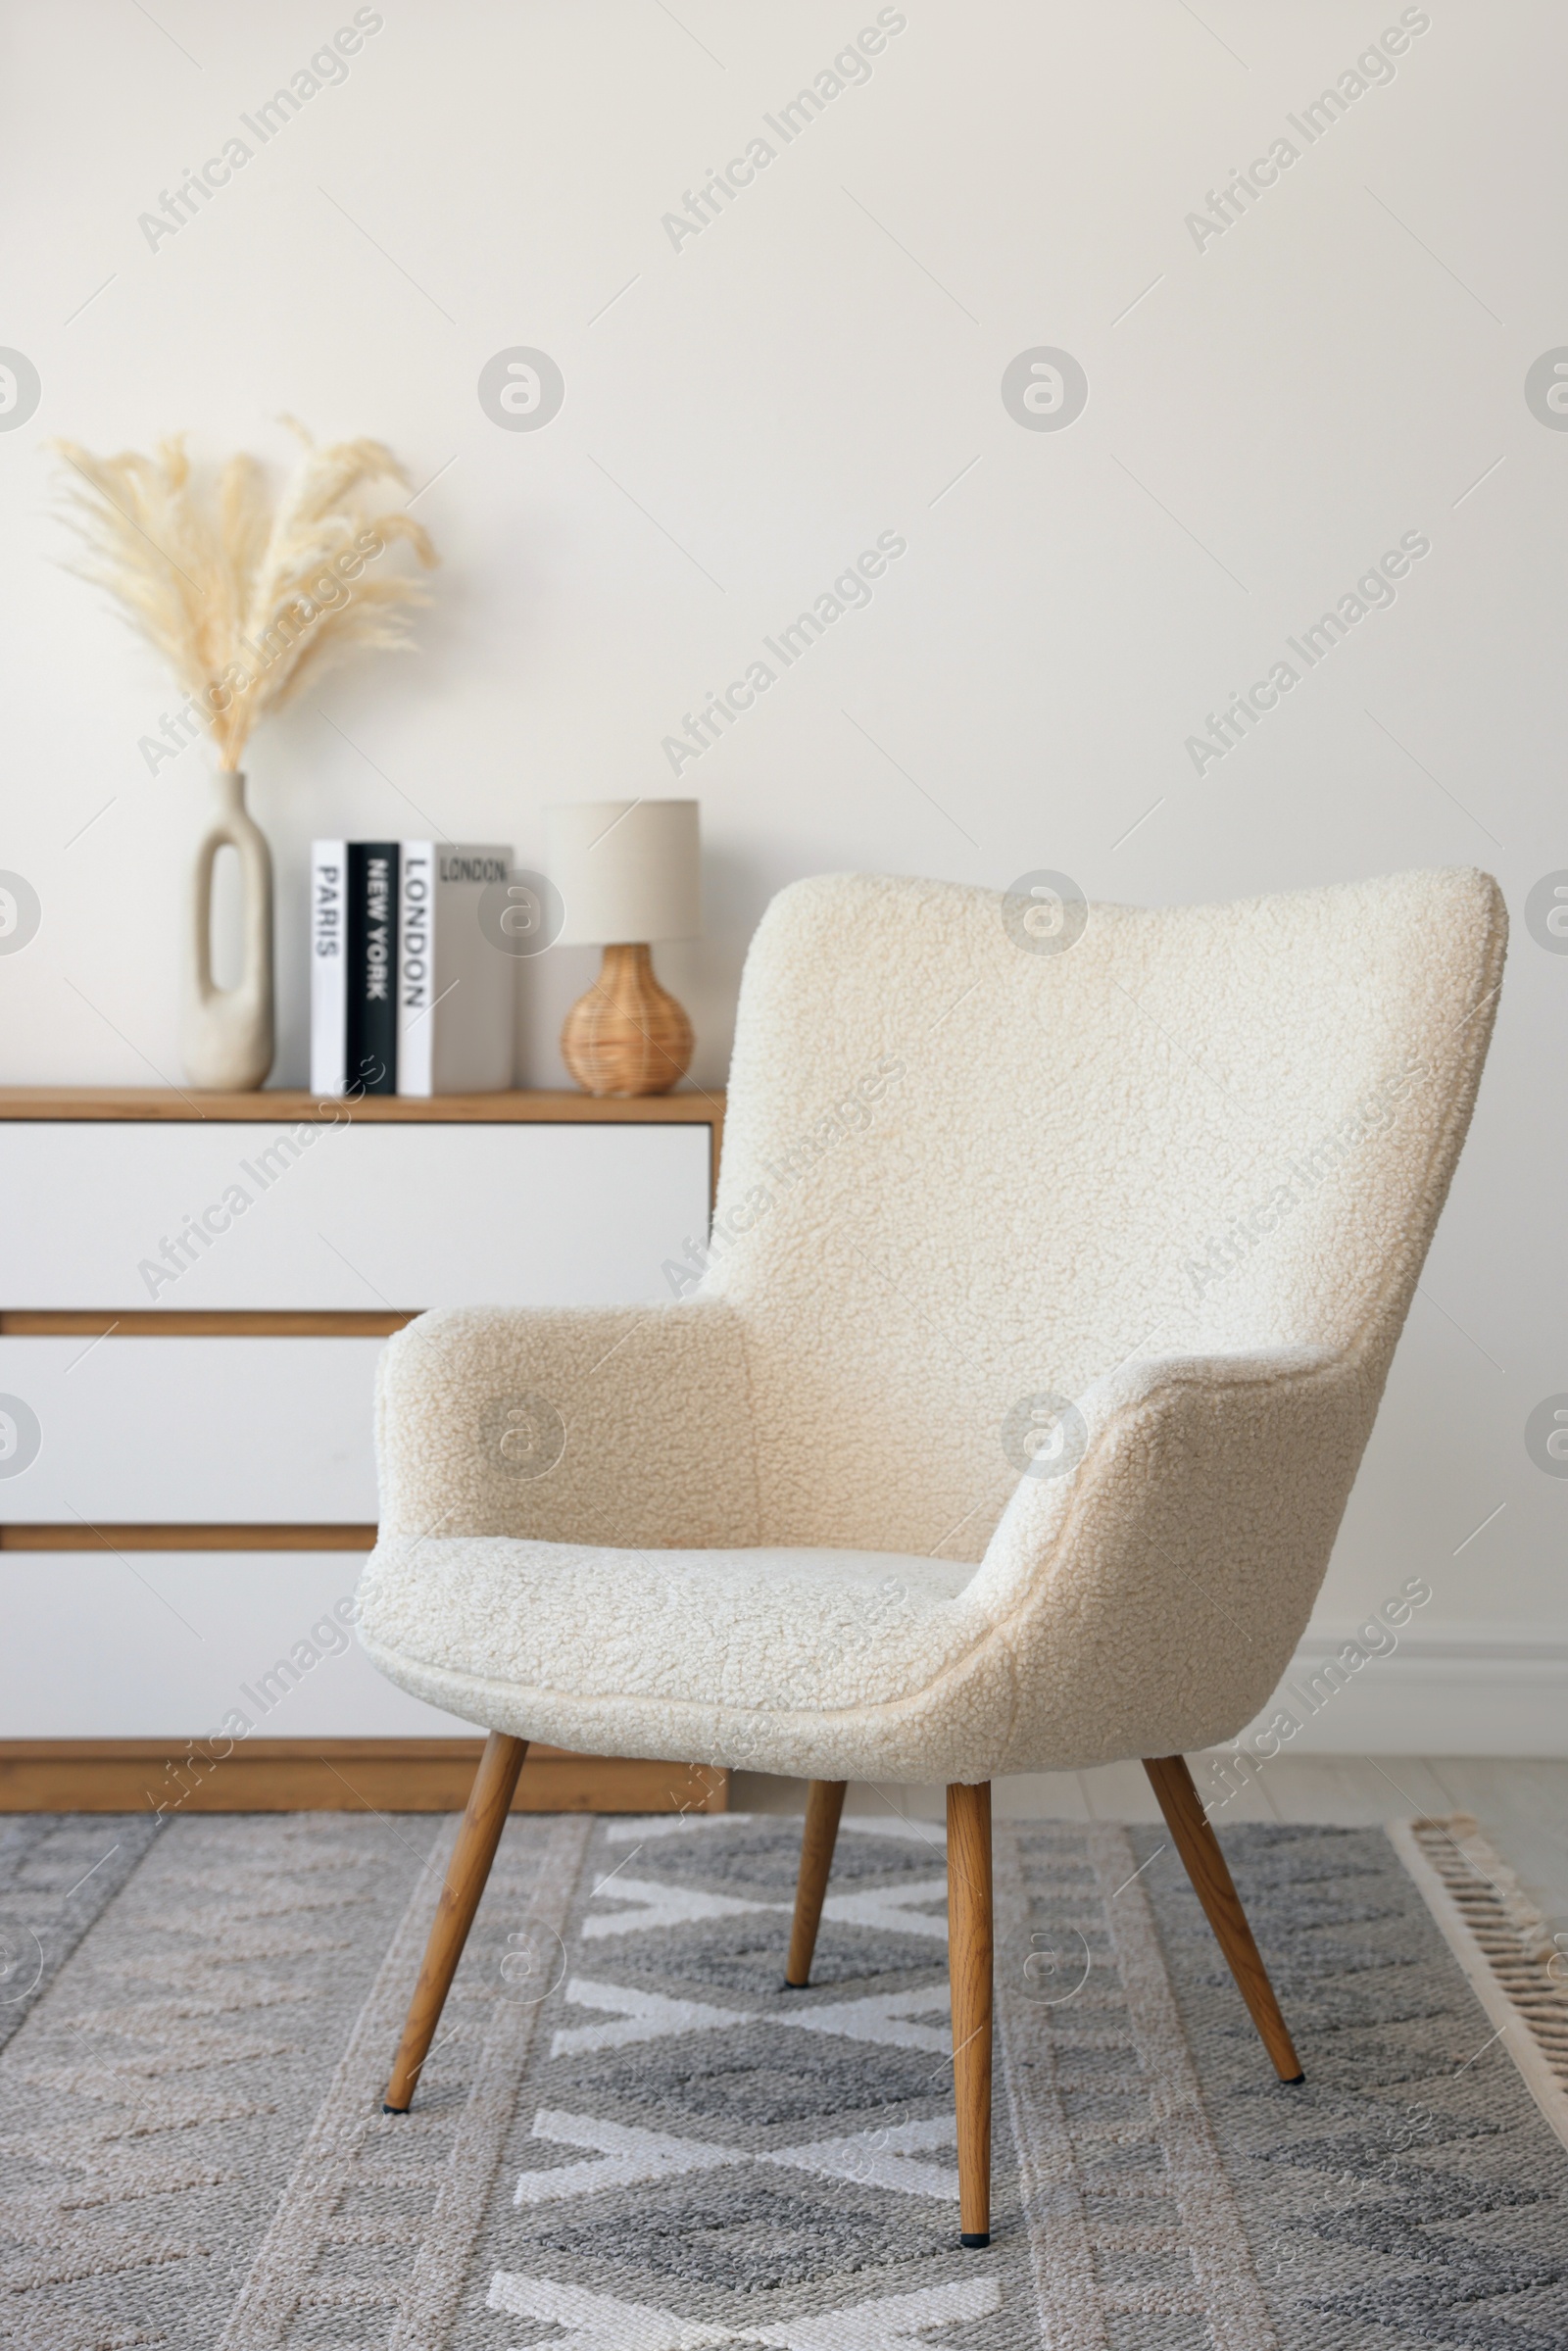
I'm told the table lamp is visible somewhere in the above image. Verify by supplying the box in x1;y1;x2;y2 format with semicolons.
546;798;700;1096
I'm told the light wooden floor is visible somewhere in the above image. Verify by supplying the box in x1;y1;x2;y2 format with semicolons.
731;1756;1568;1926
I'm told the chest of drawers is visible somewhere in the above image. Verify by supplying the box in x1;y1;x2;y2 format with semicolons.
0;1088;726;1816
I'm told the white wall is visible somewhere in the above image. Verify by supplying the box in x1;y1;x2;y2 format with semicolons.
2;0;1563;1746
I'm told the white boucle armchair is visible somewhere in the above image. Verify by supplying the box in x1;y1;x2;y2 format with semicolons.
360;864;1506;2248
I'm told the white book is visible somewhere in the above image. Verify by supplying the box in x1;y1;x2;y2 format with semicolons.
309;841;347;1097
397;841;435;1098
396;843;514;1095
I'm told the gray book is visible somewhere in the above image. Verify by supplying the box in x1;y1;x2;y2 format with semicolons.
397;843;514;1095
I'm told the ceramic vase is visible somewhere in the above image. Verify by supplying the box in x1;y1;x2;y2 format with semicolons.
182;768;274;1091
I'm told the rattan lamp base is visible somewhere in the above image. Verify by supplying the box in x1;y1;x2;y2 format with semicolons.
561;942;694;1098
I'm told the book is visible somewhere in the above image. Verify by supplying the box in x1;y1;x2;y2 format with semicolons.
346;842;399;1096
397;843;514;1095
309;841;347;1097
396;841;435;1098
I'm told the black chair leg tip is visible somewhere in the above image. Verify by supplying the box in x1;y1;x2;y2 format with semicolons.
781;1978;808;1991
1283;2071;1305;2086
381;2102;409;2115
959;2230;990;2250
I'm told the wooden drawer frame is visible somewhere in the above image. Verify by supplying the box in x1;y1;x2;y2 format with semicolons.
0;1740;727;1816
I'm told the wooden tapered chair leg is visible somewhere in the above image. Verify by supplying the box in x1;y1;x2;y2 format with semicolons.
947;1781;993;2249
383;1731;527;2113
1144;1754;1303;2083
785;1779;847;1987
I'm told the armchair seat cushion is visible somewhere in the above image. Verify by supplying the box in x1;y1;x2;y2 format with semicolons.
356;1535;1009;1784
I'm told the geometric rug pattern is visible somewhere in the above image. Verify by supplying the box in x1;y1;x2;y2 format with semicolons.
1;1805;1565;2347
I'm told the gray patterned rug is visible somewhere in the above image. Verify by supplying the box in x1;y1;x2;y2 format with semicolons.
1;1805;1565;2348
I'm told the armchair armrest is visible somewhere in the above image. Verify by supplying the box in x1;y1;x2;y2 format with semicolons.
970;1345;1378;1771
375;1298;760;1547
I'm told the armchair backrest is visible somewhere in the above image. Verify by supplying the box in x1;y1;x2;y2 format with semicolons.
704;867;1505;1557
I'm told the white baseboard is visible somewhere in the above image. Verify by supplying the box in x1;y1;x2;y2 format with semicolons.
1235;1630;1568;1758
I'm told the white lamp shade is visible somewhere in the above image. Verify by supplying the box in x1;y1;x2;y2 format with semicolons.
547;800;701;945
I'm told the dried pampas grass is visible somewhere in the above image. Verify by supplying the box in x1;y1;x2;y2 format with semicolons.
51;418;439;769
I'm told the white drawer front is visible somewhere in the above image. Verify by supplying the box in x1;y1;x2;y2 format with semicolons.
0;1550;466;1738
1;1120;710;1308
0;1337;381;1522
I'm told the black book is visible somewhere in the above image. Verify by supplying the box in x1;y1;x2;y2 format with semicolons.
346;842;399;1095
